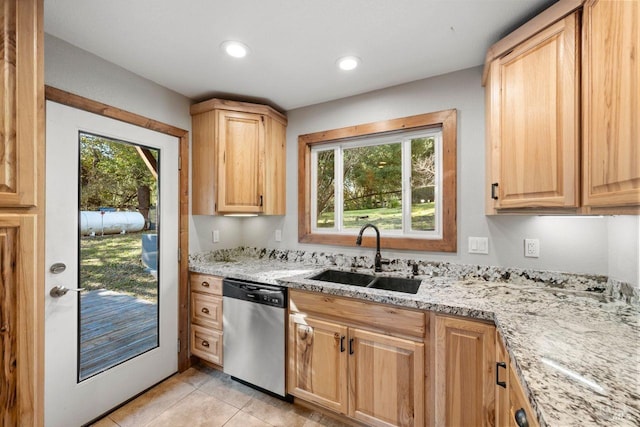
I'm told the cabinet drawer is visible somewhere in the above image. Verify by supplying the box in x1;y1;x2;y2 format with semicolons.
289;289;426;339
191;293;222;329
190;324;222;366
190;273;222;296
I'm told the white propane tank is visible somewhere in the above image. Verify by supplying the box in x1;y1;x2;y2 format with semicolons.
80;211;145;235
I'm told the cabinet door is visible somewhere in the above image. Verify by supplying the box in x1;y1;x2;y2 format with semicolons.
349;328;424;427
488;13;579;210
434;316;496;427
495;333;510;427
288;314;348;413
508;366;540;427
582;0;640;210
217;110;265;213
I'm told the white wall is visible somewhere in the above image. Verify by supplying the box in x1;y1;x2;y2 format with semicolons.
44;34;243;252
242;66;636;282
607;216;640;286
45;36;638;285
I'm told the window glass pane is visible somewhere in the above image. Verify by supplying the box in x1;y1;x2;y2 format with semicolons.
343;143;402;230
411;137;436;231
315;150;335;228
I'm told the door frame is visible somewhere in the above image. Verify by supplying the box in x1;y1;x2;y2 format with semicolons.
45;86;191;372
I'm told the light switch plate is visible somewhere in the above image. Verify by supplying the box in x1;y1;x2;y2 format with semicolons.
468;237;489;254
213;230;220;243
275;229;282;242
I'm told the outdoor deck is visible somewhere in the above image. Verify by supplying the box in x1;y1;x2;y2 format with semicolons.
79;289;158;380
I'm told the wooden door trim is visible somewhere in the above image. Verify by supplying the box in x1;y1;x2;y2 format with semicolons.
44;85;191;372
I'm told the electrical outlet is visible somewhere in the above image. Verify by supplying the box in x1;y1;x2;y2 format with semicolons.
275;229;282;242
212;230;220;243
468;237;489;254
524;238;539;258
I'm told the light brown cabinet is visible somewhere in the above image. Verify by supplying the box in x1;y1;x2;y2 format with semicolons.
582;0;640;211
485;1;639;214
190;98;287;215
485;12;580;213
189;273;223;365
433;315;496;427
0;0;45;425
496;333;540;427
288;290;425;427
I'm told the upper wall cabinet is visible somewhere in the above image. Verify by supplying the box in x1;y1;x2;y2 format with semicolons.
582;0;639;212
190;98;287;215
486;12;579;212
0;0;41;207
484;0;639;215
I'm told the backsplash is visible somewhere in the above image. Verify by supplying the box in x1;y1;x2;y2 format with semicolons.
190;246;639;305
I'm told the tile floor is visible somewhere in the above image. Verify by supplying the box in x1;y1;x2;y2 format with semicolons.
92;365;350;427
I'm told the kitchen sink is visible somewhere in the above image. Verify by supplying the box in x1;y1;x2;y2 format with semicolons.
367;276;422;294
310;269;422;294
309;269;375;287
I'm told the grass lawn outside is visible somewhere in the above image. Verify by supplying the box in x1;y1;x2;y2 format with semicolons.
317;202;435;230
80;232;157;301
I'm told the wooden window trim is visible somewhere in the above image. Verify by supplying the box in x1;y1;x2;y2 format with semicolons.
298;109;457;252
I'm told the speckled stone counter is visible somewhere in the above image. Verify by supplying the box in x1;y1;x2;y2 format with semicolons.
190;249;640;427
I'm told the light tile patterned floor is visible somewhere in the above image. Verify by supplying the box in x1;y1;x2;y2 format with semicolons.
92;365;351;427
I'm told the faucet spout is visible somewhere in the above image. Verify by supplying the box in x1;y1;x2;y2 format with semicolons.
356;223;383;272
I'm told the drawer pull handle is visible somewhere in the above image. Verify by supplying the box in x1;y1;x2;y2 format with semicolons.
491;182;499;200
201;340;210;348
496;362;507;388
201;307;210;314
201;281;210;288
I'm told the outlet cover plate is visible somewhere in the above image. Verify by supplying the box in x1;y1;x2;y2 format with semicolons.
213;230;220;243
524;238;539;258
275;229;282;242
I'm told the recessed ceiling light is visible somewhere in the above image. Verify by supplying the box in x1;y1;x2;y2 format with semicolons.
337;56;360;71
221;40;249;58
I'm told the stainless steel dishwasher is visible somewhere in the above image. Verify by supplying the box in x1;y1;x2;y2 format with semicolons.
222;278;288;398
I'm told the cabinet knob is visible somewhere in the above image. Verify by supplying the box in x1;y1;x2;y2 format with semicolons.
201;340;210;348
201;307;210;314
514;408;529;427
201;281;210;288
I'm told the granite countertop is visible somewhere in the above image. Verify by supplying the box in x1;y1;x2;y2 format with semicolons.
190;251;640;427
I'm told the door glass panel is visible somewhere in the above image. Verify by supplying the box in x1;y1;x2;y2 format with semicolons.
78;132;160;381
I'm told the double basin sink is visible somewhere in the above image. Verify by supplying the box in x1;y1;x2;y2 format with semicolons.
310;269;421;294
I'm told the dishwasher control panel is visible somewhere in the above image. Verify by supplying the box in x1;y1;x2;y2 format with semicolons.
222;278;287;308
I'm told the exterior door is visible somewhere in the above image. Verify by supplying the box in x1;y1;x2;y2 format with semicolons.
44;100;179;426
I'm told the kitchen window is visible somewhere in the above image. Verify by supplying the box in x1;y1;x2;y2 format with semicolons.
299;109;457;252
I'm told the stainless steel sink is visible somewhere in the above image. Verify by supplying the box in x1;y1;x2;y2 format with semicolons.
367;276;422;294
309;269;422;294
309;269;375;287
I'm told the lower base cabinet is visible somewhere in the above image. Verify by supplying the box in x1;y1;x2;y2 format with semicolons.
496;332;540;427
288;290;425;427
433;315;496;427
287;290;540;427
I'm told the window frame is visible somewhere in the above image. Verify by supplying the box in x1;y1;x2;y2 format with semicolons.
309;128;443;237
298;109;457;252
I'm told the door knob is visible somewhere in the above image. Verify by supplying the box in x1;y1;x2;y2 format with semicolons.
50;286;85;298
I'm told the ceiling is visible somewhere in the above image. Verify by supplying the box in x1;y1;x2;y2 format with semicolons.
44;0;554;111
